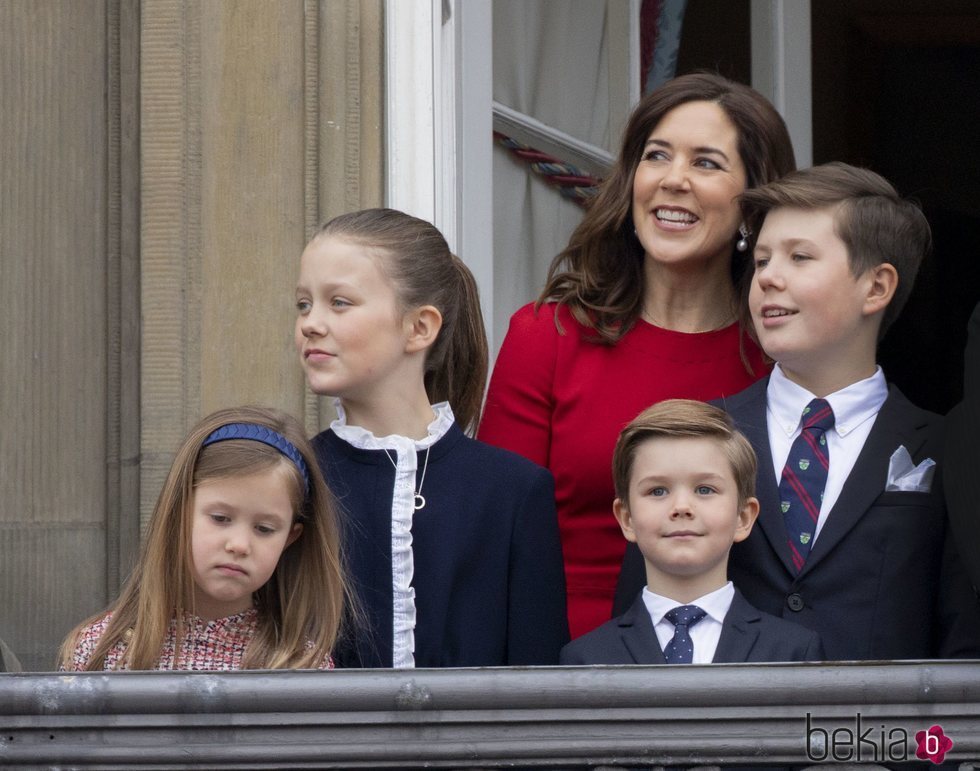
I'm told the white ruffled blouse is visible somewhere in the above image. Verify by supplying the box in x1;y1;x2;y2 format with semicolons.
330;401;455;668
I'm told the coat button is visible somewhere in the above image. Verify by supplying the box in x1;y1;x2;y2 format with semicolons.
787;593;805;612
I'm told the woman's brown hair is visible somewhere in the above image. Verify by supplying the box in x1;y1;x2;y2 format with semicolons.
316;208;489;433
59;406;351;670
539;72;797;344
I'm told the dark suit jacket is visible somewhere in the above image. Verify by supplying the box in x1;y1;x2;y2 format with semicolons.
561;588;823;664
725;378;980;660
315;422;569;668
945;302;980;594
615;379;980;660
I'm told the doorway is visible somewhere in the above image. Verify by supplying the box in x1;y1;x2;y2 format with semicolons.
812;1;980;413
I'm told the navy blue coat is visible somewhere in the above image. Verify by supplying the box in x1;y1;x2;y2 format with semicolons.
314;422;569;667
561;588;823;664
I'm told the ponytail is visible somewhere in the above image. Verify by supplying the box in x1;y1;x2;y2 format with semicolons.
423;254;488;434
317;209;489;433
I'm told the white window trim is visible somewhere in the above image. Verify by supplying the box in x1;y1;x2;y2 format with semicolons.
751;0;812;168
384;0;437;222
384;0;495;348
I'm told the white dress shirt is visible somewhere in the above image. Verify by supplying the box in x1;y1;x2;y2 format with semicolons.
766;364;888;542
642;582;735;664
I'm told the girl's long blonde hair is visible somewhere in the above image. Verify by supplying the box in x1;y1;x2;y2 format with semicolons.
59;406;351;670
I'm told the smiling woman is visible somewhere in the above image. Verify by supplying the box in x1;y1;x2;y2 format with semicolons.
632;101;747;279
479;73;797;639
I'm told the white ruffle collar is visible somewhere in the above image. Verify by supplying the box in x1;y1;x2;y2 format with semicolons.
330;400;455;453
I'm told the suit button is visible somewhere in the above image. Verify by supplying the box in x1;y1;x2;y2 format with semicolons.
787;593;805;612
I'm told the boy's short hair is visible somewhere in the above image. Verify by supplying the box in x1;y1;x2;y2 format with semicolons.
612;399;757;506
738;162;932;337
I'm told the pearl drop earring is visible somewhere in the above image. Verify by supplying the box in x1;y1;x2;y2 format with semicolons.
736;224;750;252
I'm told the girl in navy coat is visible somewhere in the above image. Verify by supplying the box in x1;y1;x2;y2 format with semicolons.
295;208;569;668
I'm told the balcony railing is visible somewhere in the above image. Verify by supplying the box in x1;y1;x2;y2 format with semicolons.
3;661;980;768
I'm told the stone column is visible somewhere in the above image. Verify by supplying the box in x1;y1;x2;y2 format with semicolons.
140;0;383;528
0;0;140;670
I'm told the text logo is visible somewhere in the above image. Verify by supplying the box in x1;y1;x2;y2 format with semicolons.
806;713;907;762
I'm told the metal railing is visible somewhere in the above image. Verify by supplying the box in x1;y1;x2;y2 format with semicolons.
3;661;979;768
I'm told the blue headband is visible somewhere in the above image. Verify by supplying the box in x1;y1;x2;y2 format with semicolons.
201;423;311;495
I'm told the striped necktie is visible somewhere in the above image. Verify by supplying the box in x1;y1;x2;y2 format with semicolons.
779;398;835;572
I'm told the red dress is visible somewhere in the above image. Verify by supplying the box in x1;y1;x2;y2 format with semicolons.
478;302;767;638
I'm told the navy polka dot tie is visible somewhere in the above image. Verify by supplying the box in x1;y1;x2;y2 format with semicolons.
779;398;835;572
663;605;707;664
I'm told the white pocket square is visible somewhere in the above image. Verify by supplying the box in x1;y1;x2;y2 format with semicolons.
885;445;935;492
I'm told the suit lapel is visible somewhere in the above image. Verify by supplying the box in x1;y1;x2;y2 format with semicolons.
800;385;928;575
728;379;799;577
619;595;667;664
713;590;761;663
622;591;765;664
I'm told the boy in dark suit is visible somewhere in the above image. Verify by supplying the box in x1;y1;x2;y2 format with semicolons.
561;399;822;665
722;163;980;660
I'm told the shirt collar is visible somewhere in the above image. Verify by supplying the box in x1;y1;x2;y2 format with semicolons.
642;582;735;625
768;364;887;438
330;400;455;451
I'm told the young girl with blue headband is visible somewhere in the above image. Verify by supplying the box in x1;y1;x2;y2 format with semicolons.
296;208;568;667
60;406;349;670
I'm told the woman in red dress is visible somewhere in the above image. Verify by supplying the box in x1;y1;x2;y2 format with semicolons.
479;73;796;638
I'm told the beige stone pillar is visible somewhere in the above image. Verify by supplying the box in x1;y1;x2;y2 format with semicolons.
0;0;141;670
140;0;383;528
0;0;382;669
